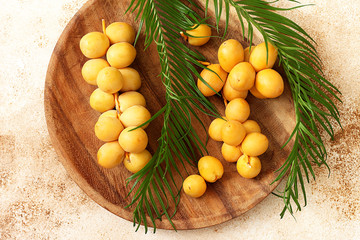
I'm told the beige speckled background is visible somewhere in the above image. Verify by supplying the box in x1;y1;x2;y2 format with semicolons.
0;0;359;239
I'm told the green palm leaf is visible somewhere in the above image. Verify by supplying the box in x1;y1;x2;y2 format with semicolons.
125;0;220;233
211;0;341;218
124;0;341;232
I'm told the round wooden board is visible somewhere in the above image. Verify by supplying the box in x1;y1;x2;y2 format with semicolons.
45;0;296;230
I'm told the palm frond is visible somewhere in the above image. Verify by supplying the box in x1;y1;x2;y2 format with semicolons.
211;0;341;218
125;0;341;232
125;0;220;232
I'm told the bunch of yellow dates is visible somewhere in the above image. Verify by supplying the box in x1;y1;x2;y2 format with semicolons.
182;24;283;198
80;20;152;174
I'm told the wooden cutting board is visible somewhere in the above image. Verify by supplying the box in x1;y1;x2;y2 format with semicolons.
44;0;295;230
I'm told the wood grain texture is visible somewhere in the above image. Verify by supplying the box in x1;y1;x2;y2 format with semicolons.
44;0;296;230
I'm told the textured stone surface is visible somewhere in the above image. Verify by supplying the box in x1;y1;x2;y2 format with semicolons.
0;0;359;239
